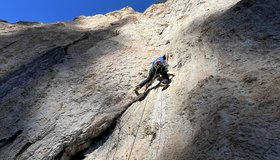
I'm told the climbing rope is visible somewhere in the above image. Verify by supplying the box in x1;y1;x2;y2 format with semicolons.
111;66;164;159
149;86;165;159
119;102;142;130
112;99;144;160
127;93;150;160
155;89;164;158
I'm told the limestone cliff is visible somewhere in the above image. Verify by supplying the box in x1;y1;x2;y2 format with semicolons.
0;0;279;160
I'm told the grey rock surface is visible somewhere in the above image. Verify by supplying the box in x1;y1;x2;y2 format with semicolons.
0;0;279;160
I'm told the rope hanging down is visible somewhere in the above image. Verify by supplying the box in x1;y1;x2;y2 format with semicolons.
111;100;143;160
155;90;164;158
127;93;150;160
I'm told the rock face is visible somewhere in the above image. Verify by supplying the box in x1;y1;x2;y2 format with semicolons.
0;0;279;160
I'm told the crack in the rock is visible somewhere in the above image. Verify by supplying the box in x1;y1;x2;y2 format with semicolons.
1;17;145;159
1;29;120;159
0;41;17;51
0;34;90;99
64;74;177;159
15;142;33;157
58;82;165;159
69;121;117;160
56;97;143;159
65;34;90;50
0;130;23;149
0;46;66;99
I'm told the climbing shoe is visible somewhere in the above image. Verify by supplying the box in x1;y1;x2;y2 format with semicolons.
162;79;169;84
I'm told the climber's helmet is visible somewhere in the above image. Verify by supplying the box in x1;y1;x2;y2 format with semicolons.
156;60;161;65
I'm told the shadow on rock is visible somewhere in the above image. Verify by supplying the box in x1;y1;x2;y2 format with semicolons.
161;0;280;159
136;73;175;101
179;75;280;160
0;16;137;160
197;0;280;53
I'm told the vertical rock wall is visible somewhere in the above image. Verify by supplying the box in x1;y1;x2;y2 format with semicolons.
0;0;280;160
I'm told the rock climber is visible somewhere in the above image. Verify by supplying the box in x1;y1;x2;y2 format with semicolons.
135;53;170;93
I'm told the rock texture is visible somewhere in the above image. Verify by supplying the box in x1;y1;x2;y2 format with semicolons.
0;0;279;160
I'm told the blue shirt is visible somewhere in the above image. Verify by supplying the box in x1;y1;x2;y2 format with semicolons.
151;56;165;65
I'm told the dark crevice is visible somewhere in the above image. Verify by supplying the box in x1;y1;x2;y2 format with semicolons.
0;46;66;99
65;34;90;49
0;130;23;148
15;142;33;157
70;121;116;160
63;77;175;159
57;114;121;159
57;94;143;159
0;34;90;100
0;16;135;159
1;28;120;159
0;41;17;51
56;148;66;160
